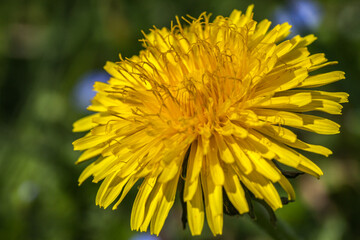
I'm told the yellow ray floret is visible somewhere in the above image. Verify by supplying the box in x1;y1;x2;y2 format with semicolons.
73;5;347;236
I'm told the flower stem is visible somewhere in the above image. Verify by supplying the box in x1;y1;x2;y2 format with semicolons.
253;202;301;240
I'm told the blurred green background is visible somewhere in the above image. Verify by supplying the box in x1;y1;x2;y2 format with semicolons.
0;0;359;239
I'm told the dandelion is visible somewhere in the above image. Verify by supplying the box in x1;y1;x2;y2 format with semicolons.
73;5;347;236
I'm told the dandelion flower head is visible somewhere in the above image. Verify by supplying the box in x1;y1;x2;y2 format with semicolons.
73;5;347;236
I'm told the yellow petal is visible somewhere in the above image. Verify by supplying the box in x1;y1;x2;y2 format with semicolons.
215;121;248;139
239;172;282;210
251;19;271;43
256;124;298;143
268;161;296;201
207;137;225;185
255;68;308;96
78;155;116;184
140;181;163;232
73;113;100;132
285;139;332;156
187;180;205;235
277;89;349;103
214;133;235;163
278;47;310;65
73;134;114;151
201;169;223;236
250;92;312;109
223;166;249;214
298;155;323;178
248;130;301;168
255;109;340;135
104;61;123;79
100;174;132;209
113;176;138;210
131;176;157;230
184;176;199;202
150;170;181;235
289;99;343;115
308;53;338;71
186;140;203;183
95;168;121;206
158;157;182;182
76;146;106;164
240;141;281;182
225;136;253;174
299;71;345;88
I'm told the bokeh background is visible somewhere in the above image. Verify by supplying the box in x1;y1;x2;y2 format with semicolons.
0;0;359;239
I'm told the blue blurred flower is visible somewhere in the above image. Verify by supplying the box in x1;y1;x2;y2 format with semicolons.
73;70;110;111
130;233;160;240
274;0;323;35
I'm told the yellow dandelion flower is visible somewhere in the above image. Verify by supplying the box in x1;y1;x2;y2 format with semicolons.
73;5;348;236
